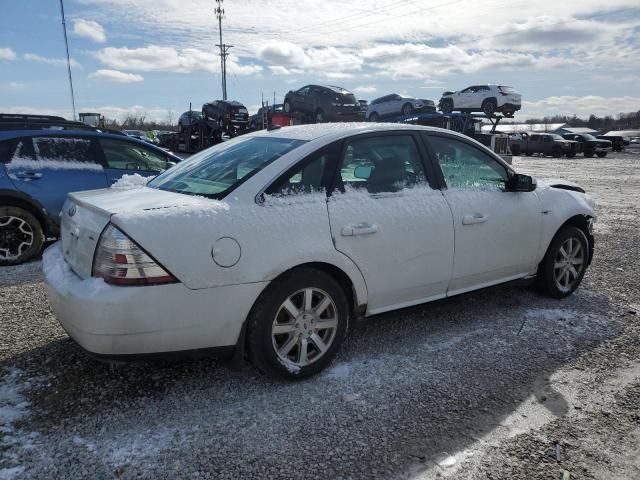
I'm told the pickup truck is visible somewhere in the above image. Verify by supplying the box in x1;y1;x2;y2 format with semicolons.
509;133;578;158
562;133;612;157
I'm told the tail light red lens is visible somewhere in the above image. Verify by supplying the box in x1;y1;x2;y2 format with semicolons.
92;224;178;286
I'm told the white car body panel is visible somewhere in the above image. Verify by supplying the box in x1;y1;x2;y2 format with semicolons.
43;123;595;357
442;85;522;113
328;186;454;313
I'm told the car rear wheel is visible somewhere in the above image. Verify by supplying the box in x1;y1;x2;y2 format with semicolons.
0;207;44;266
597;152;607;158
440;100;453;113
401;103;414;115
315;109;325;123
368;112;379;122
536;225;589;298
247;267;349;380
283;100;292;113
482;99;496;116
552;146;563;158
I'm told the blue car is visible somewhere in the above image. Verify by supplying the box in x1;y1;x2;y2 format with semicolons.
0;115;182;265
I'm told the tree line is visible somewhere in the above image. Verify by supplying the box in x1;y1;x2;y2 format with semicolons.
517;110;640;131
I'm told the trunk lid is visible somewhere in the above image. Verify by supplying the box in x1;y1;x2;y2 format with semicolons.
61;187;211;278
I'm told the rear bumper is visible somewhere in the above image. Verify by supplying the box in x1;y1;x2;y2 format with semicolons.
43;243;267;356
498;102;521;112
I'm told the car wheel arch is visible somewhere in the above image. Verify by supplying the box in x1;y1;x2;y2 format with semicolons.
234;261;366;364
0;191;52;237
542;214;594;266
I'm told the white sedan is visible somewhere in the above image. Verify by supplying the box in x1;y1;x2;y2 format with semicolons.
43;123;595;379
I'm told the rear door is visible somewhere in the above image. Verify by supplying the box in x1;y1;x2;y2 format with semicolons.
5;135;108;221
98;137;169;185
327;132;454;313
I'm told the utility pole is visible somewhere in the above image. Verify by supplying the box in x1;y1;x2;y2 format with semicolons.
59;0;76;120
214;0;232;100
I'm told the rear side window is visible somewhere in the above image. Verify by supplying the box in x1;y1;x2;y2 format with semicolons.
0;140;17;163
337;135;426;194
35;137;98;163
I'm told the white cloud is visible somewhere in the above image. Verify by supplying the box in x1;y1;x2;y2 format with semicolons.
95;45;262;75
4;82;25;89
88;69;144;83
522;95;640;118
24;53;80;68
72;19;107;43
0;47;16;61
353;85;376;94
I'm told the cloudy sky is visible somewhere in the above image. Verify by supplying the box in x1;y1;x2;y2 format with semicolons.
1;0;639;122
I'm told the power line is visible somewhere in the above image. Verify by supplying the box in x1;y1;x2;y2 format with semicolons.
59;0;76;121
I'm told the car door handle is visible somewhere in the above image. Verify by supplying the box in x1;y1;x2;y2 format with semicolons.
341;223;379;236
462;213;489;225
15;171;43;180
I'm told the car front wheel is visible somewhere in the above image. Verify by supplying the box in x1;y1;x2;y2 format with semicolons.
597;152;607;158
440;100;453;113
368;112;379;122
536;225;589;298
0;207;44;266
402;103;414;115
247;267;349;380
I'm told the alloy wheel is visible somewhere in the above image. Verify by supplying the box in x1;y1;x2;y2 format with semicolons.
553;237;585;293
0;216;34;261
271;287;338;368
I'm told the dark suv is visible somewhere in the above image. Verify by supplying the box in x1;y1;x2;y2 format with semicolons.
178;110;203;133
202;100;249;139
283;85;363;123
562;133;612;158
0;114;181;265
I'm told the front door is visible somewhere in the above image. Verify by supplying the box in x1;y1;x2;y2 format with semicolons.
424;133;542;294
327;133;454;314
6;135;108;221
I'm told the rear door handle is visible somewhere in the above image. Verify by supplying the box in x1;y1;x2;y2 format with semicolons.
462;213;488;225
341;223;379;236
15;171;43;180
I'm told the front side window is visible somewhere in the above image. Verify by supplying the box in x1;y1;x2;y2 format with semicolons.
427;135;508;191
337;135;426;194
100;138;167;172
297;86;310;96
149;136;305;199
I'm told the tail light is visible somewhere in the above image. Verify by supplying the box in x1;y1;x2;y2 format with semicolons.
92;224;177;286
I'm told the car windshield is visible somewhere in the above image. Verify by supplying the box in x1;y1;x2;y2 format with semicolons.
552;134;565;141
148;136;306;199
498;86;516;94
582;134;597;141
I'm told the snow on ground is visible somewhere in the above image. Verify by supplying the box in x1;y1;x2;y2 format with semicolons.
110;173;152;189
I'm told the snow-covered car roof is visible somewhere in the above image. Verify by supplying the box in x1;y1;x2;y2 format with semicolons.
248;122;453;142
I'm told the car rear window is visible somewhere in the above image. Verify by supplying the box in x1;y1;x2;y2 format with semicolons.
148;136;306;199
498;86;516;94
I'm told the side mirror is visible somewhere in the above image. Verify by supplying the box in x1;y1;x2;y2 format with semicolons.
354;165;373;179
507;173;536;192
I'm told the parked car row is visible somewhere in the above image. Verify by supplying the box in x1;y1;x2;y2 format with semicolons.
509;132;612;158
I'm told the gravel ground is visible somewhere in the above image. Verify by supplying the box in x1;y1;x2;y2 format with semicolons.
1;152;638;480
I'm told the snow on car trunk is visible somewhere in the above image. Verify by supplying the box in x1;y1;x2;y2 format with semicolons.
59;187;217;279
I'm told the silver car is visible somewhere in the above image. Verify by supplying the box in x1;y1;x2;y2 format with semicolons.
366;94;436;121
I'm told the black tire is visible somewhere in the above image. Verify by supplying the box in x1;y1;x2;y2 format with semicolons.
510;144;521;156
283;100;292;114
401;103;414;115
596;151;607;158
566;152;576;158
247;267;349;380
0;206;44;266
482;99;496;116
525;152;533;156
315;109;325;123
440;100;453;113
552;146;563;158
584;148;595;158
536;226;589;299
368;112;379;122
